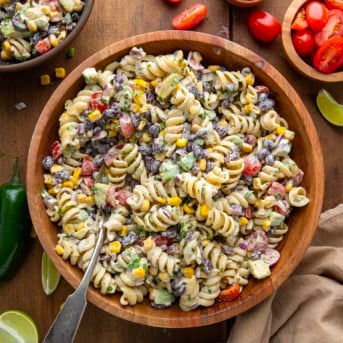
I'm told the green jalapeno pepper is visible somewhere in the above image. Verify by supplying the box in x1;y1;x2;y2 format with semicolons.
0;158;31;280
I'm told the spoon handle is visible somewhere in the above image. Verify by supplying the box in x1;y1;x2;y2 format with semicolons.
43;218;105;343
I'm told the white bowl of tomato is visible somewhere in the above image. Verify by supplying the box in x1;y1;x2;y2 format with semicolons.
281;0;343;82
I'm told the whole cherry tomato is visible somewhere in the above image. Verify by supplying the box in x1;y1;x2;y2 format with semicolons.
315;9;343;46
267;182;286;199
292;8;309;30
88;91;108;112
292;28;316;56
248;10;281;43
51;141;62;161
35;38;51;55
217;283;241;302
313;36;343;73
172;3;208;30
325;0;343;10
306;1;328;32
242;154;261;176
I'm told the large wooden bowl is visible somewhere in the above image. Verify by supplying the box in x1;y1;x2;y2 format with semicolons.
281;0;343;83
27;31;324;328
0;0;94;73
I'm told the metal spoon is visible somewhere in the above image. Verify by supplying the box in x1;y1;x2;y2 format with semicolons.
43;215;106;343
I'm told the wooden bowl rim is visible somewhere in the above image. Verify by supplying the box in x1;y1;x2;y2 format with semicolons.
0;0;94;73
281;0;343;82
225;0;265;7
27;30;324;328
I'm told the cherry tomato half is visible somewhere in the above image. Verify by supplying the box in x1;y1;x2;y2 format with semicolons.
292;8;309;30
172;3;208;30
119;114;135;138
248;10;281;43
313;36;343;73
292;28;316;56
325;0;343;10
35;38;51;55
315;9;343;46
306;1;328;32
243;154;262;176
217;284;241;302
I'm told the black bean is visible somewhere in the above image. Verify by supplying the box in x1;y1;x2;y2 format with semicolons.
189;86;202;100
12;16;26;31
55;170;70;181
257;148;269;160
243;175;253;186
84;120;94;131
214;125;228;139
213;190;224;201
114;74;124;90
203;82;215;93
94;155;104;167
4;4;15;15
65;23;74;31
220;97;234;108
241;67;251;76
150;160;161;174
139;144;152;156
193;145;204;160
71;12;80;22
145;89;155;104
259;99;275;111
205;160;213;173
0;33;4;43
96;143;110;154
196;129;208;137
172;280;186;297
42;156;54;170
263;139;274;150
201;258;213;274
251;251;262;260
161;227;177;239
152;138;164;153
258;92;269;102
148;124;160;137
265;154;275;166
191;164;200;175
120;232;138;247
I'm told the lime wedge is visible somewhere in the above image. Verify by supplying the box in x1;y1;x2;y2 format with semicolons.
41;251;60;296
0;310;39;343
316;89;343;127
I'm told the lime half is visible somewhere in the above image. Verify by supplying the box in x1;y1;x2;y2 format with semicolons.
41;251;60;296
0;310;39;343
316;89;343;127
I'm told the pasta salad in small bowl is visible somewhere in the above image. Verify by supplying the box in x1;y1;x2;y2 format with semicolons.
0;0;94;72
27;31;324;328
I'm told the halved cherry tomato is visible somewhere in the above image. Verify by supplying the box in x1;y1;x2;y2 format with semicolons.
306;1;328;32
88;91;108;112
217;283;241;302
315;9;343;46
248;10;281;43
273;200;291;216
119;114;135;138
292;8;309;30
83;176;94;188
115;189;132;206
325;0;343;10
292;28;316;56
81;155;97;176
35;38;51;55
242;154;261;176
172;3;208;30
51;141;62;161
267;182;286;199
313;36;343;73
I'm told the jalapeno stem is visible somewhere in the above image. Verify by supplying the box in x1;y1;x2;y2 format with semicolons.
10;158;20;184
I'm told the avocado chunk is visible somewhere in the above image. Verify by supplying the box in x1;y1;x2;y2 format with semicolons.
92;183;110;207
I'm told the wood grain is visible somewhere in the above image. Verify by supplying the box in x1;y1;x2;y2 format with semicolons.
27;30;323;328
281;0;343;83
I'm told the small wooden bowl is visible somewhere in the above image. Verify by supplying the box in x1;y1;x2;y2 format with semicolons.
0;0;94;73
225;0;265;7
282;0;343;82
27;31;324;328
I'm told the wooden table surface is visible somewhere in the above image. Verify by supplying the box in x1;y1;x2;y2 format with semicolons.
0;0;342;342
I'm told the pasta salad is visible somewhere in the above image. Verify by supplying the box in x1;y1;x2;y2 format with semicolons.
0;0;84;62
41;47;309;310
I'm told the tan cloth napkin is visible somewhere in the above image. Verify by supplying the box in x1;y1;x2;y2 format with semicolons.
227;204;343;343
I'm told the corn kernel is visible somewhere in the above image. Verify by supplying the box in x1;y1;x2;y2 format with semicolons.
176;138;188;148
218;120;228;127
40;74;51;85
262;220;271;230
44;174;52;185
108;130;117;138
85;196;95;206
159;129;165;137
119;225;128;237
159;272;170;283
15;2;23;10
183;267;195;278
265;134;276;140
74;222;85;232
50;164;64;173
242;143;253;153
55;245;64;255
0;49;12;61
199;159;207;171
209;65;220;72
27;20;37;32
88;110;102;122
202;239;210;246
245;74;255;86
133;79;149;88
131;103;141;113
189;106;198;115
144;237;154;250
141;132;152;143
48;187;58;195
3;40;11;54
73;167;81;180
132;266;146;279
137;120;146;131
156;197;167;204
254;199;261;207
183;203;195;214
140;199;150;212
276;126;286;135
239;217;249;226
200;204;210;217
62;180;74;188
167;197;182;206
41;5;50;15
109;241;122;253
244;104;253;114
78;194;87;203
55;67;66;79
150;79;158;87
285;183;293;192
49;34;59;47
